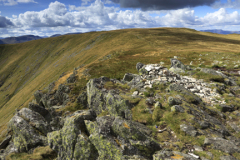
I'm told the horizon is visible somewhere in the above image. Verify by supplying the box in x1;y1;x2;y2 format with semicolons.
1;0;240;38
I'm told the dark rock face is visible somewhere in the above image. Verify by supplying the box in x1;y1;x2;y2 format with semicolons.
28;102;52;122
123;73;137;82
34;90;43;104
218;104;234;112
0;135;11;150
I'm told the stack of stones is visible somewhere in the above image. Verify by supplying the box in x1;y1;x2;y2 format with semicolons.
137;63;225;105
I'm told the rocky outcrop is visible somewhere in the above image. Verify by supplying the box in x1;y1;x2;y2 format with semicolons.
1;58;240;160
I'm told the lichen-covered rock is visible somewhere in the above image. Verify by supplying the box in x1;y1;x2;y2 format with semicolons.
73;134;98;160
87;77;108;115
171;105;185;113
18;108;51;135
8;115;47;152
111;117;161;157
204;137;240;154
106;91;132;119
48;110;97;160
139;68;148;75
169;58;186;73
85;120;123;160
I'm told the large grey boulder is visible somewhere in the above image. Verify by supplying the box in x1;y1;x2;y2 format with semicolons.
204;137;240;154
18;108;51;135
8;115;47;152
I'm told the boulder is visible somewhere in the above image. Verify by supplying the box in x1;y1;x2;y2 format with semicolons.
48;110;98;160
8;115;47;152
106;91;132;119
180;124;198;137
136;62;144;71
218;104;234;112
168;96;182;106
171;105;185;113
18;108;51;135
204;137;240;154
87;77;109;115
169;58;186;73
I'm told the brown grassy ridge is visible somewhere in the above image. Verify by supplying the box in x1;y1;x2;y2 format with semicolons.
1;27;240;141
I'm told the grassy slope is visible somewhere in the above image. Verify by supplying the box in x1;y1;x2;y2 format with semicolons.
0;27;240;140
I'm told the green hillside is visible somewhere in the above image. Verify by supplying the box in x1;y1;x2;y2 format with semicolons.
1;27;240;143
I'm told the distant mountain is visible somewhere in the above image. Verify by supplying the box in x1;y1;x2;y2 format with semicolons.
0;35;43;44
201;29;240;35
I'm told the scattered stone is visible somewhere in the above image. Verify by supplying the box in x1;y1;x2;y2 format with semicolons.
180;124;198;137
132;91;139;96
168;96;182;106
218;104;234;112
193;145;203;152
171;105;185;113
123;73;137;82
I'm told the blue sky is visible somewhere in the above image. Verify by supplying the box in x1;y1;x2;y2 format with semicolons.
0;0;240;37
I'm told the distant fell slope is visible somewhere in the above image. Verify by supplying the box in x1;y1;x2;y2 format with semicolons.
0;27;240;142
201;29;240;35
0;35;43;44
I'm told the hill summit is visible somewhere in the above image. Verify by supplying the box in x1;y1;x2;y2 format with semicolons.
1;57;240;160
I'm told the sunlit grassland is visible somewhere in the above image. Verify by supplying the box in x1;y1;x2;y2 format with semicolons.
0;27;240;141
